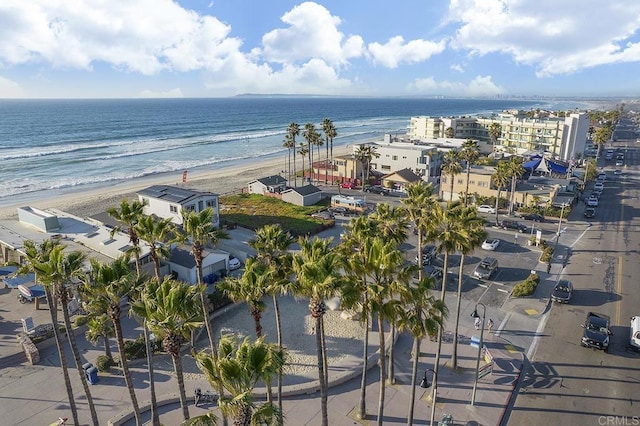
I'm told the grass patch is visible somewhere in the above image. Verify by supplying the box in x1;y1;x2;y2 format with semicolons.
219;193;334;237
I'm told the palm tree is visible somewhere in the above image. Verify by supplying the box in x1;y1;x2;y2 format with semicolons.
401;182;437;282
354;144;379;188
369;203;409;245
134;215;177;280
445;126;454;138
450;206;486;369
491;161;510;225
303;123;318;183
441;150;463;202
287;123;301;186
84;314;114;359
34;246;100;426
397;276;447;426
460;139;480;205
194;335;285;426
249;224;294;419
132;278;204;422
81;256;143;424
282;135;295;185
322;118;337;184
18;239;80;426
293;237;342;426
488;122;502;153
107;199;146;276
505;156;524;215
297;142;309;185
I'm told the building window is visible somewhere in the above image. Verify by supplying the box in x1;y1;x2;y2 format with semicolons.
392;155;398;161
169;205;178;213
457;179;464;185
478;181;488;188
206;200;216;208
185;204;195;212
381;165;391;171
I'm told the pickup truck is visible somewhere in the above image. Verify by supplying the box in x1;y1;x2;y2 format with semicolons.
581;312;612;351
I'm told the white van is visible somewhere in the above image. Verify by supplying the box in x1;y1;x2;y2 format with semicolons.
631;316;640;351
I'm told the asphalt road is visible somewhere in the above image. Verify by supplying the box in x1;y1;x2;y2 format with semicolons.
509;140;640;425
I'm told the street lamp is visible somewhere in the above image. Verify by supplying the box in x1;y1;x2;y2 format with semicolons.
470;303;486;405
553;202;569;254
420;368;436;389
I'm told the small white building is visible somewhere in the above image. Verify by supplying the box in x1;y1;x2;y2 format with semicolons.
281;184;323;206
137;185;220;227
247;175;288;195
168;246;229;285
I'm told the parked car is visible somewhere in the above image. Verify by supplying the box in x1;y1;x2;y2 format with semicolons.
518;212;545;222
341;181;356;189
473;257;499;280
631;315;640;351
418;245;438;264
584;208;596;218
328;206;349;215
551;279;573;303
616;159;624;166
501;220;527;233
311;210;335;220
481;238;500;251
597;172;607;181
594;182;604;191
614;169;623;176
364;185;389;195
587;197;599;207
228;256;242;271
581;312;612;351
476;205;496;214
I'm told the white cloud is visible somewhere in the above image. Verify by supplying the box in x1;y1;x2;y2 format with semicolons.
138;88;184;98
368;36;446;68
409;75;504;97
446;0;640;76
450;64;464;73
0;76;25;98
260;2;364;66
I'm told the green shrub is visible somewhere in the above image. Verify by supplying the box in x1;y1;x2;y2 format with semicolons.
74;315;90;327
123;336;148;360
208;288;233;312
540;246;554;263
511;273;540;297
96;355;115;372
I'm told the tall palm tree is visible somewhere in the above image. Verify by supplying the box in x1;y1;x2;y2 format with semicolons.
401;182;437;282
492;161;510;225
313;130;324;184
132;278;204;422
441;150;463;202
134;215;177;280
249;224;294;419
18;239;80;426
369;203;409;245
293;237;342;426
303;123;318;183
81;256;143;425
354;145;379;188
450;206;487;369
505;156;524;215
460;139;480;205
488;122;502;153
107;199;146;276
445;126;454;138
322;118;337;184
397;277;447;426
297;142;308;185
34;246;100;426
194;335;285;426
287;123;301;186
282;134;295;185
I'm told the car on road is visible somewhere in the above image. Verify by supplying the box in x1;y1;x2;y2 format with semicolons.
584;208;596;219
500;220;527;233
597;172;607;180
518;212;545;222
311;210;335;220
630;315;640;351
228;256;242;271
594;182;604;191
614;169;623;176
587;197;599;207
340;181;356;189
476;205;496;214
616;159;624;166
481;238;501;251
328;206;349;215
364;185;389;195
473;256;499;280
581;312;612;351
551;279;573;303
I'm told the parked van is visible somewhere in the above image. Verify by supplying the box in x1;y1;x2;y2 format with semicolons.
473;257;499;280
631;315;640;351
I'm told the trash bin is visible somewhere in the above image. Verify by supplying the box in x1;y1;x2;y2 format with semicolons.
82;362;93;372
86;366;99;385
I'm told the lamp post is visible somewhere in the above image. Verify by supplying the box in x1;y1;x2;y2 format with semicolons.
422;368;438;426
471;303;486;405
553;202;569;254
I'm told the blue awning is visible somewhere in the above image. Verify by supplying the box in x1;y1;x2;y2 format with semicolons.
523;158;542;170
547;160;568;174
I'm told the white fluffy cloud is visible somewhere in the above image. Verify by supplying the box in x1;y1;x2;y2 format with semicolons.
368;36;446;68
446;0;640;76
409;75;504;97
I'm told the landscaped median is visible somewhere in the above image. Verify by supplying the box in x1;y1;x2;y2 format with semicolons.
511;273;541;297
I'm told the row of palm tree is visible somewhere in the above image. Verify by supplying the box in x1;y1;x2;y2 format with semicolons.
283;119;338;187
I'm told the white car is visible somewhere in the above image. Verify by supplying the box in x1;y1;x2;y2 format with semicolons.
476;205;496;214
587;197;599;207
614;169;623;176
228;256;242;270
616;160;624;166
481;238;500;251
594;182;604;191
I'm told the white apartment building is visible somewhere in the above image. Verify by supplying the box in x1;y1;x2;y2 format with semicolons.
408;111;589;161
138;185;220;227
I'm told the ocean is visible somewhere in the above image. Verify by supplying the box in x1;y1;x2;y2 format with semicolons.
0;97;588;204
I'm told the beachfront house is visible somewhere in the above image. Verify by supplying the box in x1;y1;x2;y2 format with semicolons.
167;246;229;285
380;168;423;193
247;175;288;195
137;185;220;227
280;184;323;206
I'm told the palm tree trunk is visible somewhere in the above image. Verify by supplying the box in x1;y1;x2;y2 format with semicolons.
113;317;142;424
330;138;334;184
273;295;283;422
315;315;328;426
325;140;329;184
495;188;502;225
143;324;160;426
387;325;395;385
288;149;292;186
449;173;455;202
464;166;471;205
451;253;466;369
357;312;369;419
407;337;420;426
61;297;99;426
46;288;79;426
103;335;112;359
376;312;386;426
308;144;313;184
171;352;190;421
320;316;328;388
293;153;297;187
431;252;450;403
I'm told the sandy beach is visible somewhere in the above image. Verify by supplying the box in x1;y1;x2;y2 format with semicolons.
0;145;353;220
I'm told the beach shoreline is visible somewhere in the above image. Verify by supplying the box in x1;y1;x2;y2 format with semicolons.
0;145;353;220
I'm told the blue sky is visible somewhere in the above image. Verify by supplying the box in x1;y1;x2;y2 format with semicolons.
1;0;640;99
